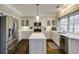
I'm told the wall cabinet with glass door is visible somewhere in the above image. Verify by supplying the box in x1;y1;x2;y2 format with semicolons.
21;20;29;26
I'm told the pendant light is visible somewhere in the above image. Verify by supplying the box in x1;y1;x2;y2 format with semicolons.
36;4;39;22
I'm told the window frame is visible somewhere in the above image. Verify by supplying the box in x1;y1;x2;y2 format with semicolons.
59;17;68;32
58;11;79;34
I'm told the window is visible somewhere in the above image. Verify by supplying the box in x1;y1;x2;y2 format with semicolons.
69;14;79;33
69;16;75;32
59;18;68;32
74;14;79;33
59;12;79;34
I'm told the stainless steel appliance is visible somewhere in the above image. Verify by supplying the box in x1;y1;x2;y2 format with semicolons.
60;35;68;54
34;22;41;32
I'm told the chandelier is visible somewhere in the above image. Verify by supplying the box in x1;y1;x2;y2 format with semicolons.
36;4;39;22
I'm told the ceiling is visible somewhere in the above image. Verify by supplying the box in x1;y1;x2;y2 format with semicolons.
5;4;62;16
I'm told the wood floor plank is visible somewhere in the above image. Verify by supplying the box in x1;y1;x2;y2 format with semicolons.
13;40;29;54
47;40;65;54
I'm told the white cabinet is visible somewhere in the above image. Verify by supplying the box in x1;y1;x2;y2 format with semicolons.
19;31;33;41
43;31;51;39
21;20;29;26
68;39;79;54
22;31;32;39
59;33;79;54
29;39;46;54
51;31;60;47
29;33;46;54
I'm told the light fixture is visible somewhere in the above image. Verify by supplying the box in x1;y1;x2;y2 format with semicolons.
36;4;39;22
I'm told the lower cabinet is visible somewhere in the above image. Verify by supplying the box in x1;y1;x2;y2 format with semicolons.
60;35;79;54
43;31;51;39
19;31;33;40
51;31;60;47
68;39;79;54
51;31;79;54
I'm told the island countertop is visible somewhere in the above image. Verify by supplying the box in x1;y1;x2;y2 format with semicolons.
29;32;46;39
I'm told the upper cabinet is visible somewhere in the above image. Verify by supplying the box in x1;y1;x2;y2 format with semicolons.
52;20;56;26
25;20;29;26
21;20;29;26
47;20;56;26
21;20;25;26
47;20;50;26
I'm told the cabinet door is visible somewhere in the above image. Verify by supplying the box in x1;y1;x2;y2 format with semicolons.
22;31;32;39
22;32;27;39
44;31;50;39
21;20;29;26
25;20;29;26
68;39;79;54
21;20;25;26
51;32;60;47
29;39;46;54
47;20;50;26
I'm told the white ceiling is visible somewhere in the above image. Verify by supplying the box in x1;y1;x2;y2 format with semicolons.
5;4;61;16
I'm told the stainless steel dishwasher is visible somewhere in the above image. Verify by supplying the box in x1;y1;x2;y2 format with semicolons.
60;35;68;54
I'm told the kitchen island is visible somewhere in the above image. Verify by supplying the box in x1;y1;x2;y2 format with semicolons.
29;32;47;54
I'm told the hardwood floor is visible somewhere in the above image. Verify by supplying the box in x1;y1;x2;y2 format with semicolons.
12;39;64;54
47;40;65;54
13;40;29;54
